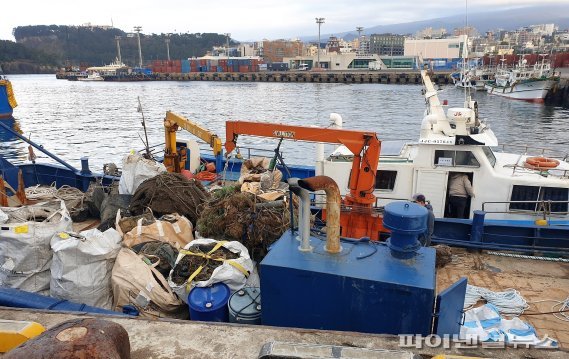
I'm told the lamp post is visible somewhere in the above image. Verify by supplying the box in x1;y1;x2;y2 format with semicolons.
133;26;143;67
165;34;171;61
315;18;325;69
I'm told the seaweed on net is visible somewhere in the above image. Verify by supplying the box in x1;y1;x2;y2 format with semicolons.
196;190;294;261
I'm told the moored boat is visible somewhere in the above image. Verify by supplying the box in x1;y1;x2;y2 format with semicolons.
484;57;559;102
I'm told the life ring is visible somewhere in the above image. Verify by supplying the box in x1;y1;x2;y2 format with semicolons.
525;156;560;169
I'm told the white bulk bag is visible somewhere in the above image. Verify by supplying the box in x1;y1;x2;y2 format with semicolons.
118;152;166;195
50;228;122;309
168;238;253;303
0;201;72;294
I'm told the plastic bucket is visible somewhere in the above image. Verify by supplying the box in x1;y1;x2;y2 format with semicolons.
228;287;261;325
188;283;230;322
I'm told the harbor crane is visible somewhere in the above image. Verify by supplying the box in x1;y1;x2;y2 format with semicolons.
225;120;384;240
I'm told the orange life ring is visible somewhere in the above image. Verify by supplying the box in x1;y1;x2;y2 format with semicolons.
525;156;560;169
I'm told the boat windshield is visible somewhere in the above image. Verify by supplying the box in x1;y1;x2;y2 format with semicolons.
482;146;496;167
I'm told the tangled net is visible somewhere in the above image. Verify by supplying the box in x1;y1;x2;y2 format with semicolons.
197;188;292;261
129;173;210;225
171;242;239;285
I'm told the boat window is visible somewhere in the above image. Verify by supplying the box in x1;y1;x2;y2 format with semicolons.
482;146;496;167
509;185;569;213
375;170;397;191
434;150;480;167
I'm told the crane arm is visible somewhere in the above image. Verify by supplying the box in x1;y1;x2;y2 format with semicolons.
164;111;222;156
225;120;381;205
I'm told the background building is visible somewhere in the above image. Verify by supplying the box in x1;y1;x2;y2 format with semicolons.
260;39;303;63
370;34;405;56
404;35;467;59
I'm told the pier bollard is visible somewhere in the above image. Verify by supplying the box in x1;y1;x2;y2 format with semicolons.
80;157;91;174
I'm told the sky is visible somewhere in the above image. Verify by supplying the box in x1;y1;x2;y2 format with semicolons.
1;0;567;42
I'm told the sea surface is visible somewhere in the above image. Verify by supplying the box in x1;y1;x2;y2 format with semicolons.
1;74;568;171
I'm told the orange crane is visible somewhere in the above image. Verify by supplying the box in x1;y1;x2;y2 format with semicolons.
225;121;385;240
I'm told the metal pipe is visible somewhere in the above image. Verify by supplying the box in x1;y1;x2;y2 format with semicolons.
298;176;341;254
0;121;77;172
288;178;312;252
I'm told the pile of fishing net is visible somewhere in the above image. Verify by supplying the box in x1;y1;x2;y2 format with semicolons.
170;242;239;285
196;186;292;261
129;173;210;224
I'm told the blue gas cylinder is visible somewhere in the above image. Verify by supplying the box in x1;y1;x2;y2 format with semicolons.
383;201;427;258
188;283;231;322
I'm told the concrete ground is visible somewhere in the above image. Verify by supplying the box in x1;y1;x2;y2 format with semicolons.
1;306;568;359
437;248;569;349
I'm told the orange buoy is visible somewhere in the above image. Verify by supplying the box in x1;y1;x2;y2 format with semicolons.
525;156;560;170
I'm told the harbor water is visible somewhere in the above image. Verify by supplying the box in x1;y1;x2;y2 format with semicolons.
2;74;568;171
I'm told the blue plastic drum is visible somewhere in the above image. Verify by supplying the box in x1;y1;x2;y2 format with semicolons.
188;282;231;322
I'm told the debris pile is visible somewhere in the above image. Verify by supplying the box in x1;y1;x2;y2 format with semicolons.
129;172;210;224
433;244;453;268
197;189;292;261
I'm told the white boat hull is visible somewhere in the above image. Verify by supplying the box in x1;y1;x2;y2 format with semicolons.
485;79;555;103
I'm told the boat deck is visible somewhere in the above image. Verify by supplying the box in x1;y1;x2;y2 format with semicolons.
437;248;569;348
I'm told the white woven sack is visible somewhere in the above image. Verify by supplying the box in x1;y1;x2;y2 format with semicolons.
0;200;72;294
118;152;166;195
50;228;122;309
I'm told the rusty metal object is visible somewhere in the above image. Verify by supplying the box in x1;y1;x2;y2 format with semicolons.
4;318;130;359
16;170;27;205
0;177;8;206
298;176;341;253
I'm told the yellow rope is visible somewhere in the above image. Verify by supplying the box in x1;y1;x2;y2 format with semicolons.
0;80;18;109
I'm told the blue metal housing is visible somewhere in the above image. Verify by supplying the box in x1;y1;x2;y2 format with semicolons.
383;202;427;258
260;231;437;335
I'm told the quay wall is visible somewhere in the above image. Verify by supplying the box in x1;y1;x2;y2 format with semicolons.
147;70;454;84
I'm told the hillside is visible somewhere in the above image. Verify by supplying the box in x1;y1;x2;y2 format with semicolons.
303;5;569;40
2;25;234;73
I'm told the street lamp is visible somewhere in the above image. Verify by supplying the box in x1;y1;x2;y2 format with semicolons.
315;17;325;69
133;26;143;67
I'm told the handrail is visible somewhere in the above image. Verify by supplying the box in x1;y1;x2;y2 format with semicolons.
496;143;569;160
482;200;569;216
0;120;78;172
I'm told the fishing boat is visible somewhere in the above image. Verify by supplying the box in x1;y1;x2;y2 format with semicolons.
451;60;494;91
320;70;569;226
77;71;104;81
0;67;568;358
484;57;559;102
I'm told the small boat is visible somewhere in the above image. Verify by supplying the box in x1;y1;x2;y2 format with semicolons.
452;60;494;91
78;71;104;81
484;56;559;103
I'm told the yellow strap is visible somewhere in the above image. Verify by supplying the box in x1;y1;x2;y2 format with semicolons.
186;265;204;291
226;260;250;278
182;241;235;291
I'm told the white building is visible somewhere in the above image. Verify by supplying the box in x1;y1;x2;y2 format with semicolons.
404;35;467;59
529;23;556;36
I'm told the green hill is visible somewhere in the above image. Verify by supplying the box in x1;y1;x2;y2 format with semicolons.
2;25;234;73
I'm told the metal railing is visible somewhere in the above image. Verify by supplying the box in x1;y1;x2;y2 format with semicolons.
481;200;569;217
495;143;569;161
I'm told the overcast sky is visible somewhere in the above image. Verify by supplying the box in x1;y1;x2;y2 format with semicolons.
2;0;566;42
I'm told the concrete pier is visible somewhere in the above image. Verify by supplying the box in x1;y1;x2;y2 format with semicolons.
146;70;454;85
